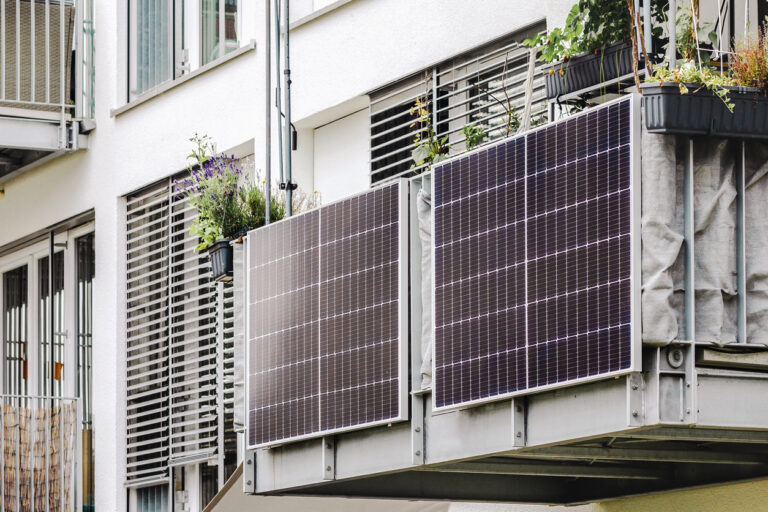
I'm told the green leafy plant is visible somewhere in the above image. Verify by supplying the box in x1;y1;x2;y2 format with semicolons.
524;0;667;64
649;60;736;112
176;134;318;251
462;123;486;151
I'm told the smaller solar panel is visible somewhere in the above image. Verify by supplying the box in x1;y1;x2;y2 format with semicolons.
247;181;409;448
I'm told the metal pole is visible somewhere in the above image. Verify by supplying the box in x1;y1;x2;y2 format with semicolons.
49;232;55;398
643;0;652;62
728;0;735;52
668;0;676;68
265;0;271;224
274;0;284;186
736;141;747;343
684;138;695;342
282;0;293;216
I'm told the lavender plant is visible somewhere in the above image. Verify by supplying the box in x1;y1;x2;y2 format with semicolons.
176;134;318;251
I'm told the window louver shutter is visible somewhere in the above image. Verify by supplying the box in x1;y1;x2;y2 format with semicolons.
168;192;219;465
126;184;171;485
369;32;547;185
126;177;236;487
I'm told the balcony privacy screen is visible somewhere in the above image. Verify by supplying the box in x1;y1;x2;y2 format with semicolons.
0;0;75;111
125;178;235;486
369;31;547;185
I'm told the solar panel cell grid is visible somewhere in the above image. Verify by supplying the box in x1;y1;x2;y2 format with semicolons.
433;97;635;410
248;182;406;447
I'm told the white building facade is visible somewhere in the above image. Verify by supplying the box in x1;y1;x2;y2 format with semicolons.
1;1;767;511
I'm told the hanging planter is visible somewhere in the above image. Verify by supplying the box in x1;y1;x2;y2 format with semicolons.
208;239;234;282
642;82;768;138
543;41;637;99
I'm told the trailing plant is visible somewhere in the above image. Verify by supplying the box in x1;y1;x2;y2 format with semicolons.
648;60;736;111
176;134;318;251
462;123;485;151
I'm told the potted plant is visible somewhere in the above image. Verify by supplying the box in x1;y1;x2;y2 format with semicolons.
175;134;318;282
525;0;664;99
642;26;768;138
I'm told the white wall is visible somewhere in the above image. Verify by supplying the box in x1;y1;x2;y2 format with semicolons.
313;108;370;203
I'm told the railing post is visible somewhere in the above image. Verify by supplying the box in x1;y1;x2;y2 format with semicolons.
74;0;83;119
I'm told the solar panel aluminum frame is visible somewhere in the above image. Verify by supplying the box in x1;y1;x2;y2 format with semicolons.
431;94;642;412
245;180;411;449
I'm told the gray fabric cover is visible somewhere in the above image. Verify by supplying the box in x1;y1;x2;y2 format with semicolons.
642;130;768;344
417;187;434;388
233;242;246;432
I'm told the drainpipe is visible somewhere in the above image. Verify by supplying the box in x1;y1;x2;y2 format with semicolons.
281;0;294;217
275;0;284;188
265;0;271;224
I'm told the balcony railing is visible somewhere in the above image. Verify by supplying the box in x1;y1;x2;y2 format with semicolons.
0;395;81;512
0;0;94;184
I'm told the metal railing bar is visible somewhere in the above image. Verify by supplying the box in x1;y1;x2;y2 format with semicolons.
31;0;35;104
45;0;50;104
1;0;5;100
15;0;20;101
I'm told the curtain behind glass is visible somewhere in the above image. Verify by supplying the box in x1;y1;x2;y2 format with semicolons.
136;0;172;94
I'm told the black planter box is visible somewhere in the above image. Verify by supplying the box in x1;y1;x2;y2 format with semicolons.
642;82;768;138
208;239;234;282
543;41;636;99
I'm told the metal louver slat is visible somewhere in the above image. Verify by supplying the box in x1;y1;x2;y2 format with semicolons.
369;28;547;185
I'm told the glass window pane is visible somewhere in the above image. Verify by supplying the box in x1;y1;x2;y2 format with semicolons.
201;0;238;66
3;266;28;395
38;251;65;397
77;233;95;511
135;0;172;94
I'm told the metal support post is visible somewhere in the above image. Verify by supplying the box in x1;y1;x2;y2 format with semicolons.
683;137;697;424
668;0;677;68
736;140;747;344
409;178;425;466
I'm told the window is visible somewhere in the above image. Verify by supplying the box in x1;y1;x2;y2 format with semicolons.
125;175;237;509
1;226;93;399
128;0;241;100
369;28;547;185
201;0;239;66
129;0;174;96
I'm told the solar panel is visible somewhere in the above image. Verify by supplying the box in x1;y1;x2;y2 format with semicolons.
432;96;639;410
247;181;408;447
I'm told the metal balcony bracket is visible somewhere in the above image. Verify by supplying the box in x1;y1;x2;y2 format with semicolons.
242;448;257;494
322;437;336;480
627;372;644;427
681;137;698;426
512;397;527;447
411;394;425;465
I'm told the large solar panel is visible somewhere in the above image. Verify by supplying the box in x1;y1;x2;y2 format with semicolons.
433;96;639;410
247;181;408;447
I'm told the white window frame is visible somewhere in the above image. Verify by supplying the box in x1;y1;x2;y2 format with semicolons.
0;223;94;399
127;0;243;102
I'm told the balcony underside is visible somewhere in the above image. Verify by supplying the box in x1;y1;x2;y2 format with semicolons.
0;113;87;184
251;359;768;505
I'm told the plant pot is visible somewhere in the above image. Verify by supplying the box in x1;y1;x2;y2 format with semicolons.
543;41;636;99
642;82;768;138
208;239;234;282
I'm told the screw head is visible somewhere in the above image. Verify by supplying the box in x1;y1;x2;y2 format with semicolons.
246;480;252;486
414;426;421;433
415;450;421;456
632;409;639;417
326;465;332;472
516;431;522;438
